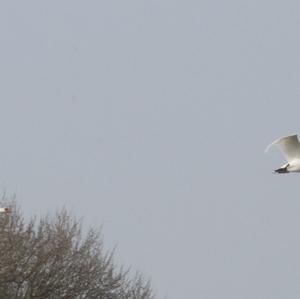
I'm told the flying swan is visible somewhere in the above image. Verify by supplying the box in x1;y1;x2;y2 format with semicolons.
0;207;11;213
265;134;300;173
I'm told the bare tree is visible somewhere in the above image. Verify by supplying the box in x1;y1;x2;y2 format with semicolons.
0;201;154;299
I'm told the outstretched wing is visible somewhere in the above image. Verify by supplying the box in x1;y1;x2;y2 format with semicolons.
265;134;300;162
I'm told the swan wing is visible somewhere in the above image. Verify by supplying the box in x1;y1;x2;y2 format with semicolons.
265;134;300;162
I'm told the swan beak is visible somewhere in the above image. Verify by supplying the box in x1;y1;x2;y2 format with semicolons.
274;165;289;174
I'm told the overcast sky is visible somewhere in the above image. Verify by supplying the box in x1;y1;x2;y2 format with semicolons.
1;1;300;298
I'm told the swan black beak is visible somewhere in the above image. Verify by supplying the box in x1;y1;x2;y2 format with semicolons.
274;164;289;174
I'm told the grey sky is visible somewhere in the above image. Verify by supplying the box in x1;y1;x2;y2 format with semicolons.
1;1;300;298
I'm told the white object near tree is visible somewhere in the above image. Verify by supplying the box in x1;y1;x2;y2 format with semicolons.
265;134;300;173
0;207;12;213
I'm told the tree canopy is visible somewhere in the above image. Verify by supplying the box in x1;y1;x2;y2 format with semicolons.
0;201;154;299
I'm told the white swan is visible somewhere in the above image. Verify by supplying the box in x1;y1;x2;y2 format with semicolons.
265;134;300;173
0;207;11;213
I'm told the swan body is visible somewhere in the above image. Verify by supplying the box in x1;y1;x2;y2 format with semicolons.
265;134;300;173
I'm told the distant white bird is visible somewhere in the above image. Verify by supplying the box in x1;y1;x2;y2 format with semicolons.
0;207;11;213
265;134;300;173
